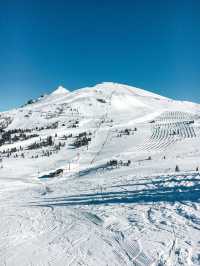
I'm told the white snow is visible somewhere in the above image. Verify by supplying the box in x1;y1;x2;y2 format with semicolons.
51;85;70;95
0;82;200;265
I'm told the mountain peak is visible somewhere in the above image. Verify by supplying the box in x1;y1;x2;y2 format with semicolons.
51;86;70;95
93;82;169;100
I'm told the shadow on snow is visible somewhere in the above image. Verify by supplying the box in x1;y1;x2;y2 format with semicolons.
31;174;200;207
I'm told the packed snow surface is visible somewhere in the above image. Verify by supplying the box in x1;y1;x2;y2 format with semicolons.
0;82;200;265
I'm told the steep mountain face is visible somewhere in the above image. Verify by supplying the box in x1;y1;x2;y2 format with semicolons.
1;83;200;266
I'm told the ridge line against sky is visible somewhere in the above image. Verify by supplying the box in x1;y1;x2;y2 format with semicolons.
1;81;200;113
0;0;200;111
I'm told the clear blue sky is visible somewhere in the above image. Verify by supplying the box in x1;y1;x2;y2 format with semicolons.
0;0;200;110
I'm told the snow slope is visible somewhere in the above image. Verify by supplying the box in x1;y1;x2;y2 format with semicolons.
0;82;200;265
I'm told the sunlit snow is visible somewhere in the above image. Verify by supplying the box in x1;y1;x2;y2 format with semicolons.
0;82;200;265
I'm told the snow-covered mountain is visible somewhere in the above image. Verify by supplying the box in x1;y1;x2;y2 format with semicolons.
1;82;200;265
